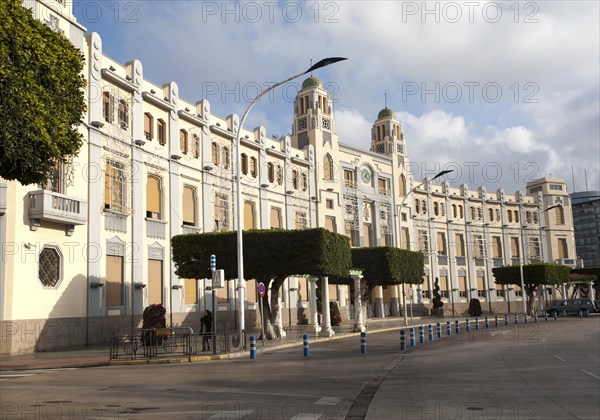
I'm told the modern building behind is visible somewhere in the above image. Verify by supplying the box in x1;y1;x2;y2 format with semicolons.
0;0;578;354
570;191;600;267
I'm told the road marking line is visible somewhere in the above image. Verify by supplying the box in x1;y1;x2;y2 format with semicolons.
580;369;600;380
208;410;251;420
553;354;566;362
0;373;38;378
542;344;548;350
291;414;321;420
316;396;341;406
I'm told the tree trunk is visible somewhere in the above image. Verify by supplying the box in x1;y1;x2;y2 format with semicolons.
260;292;276;340
269;276;287;339
526;284;537;314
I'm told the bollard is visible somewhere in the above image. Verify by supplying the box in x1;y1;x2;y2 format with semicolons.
544;312;548;321
250;336;256;359
586;309;591;318
455;320;460;335
524;313;529;324
578;310;583;319
485;316;489;329
554;312;558;321
400;329;406;351
419;326;425;344
504;314;509;326
361;332;367;353
534;313;538;323
436;322;442;339
428;324;434;342
303;334;310;357
410;327;416;347
514;314;519;325
475;317;480;330
446;321;452;337
466;319;471;332
495;315;499;327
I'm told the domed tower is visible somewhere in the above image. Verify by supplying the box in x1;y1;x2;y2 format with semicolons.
290;77;336;150
370;107;404;156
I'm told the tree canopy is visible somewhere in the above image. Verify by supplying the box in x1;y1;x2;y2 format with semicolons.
171;228;352;280
492;263;571;289
0;0;86;185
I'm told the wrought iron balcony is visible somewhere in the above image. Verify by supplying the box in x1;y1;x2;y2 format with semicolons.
28;190;87;235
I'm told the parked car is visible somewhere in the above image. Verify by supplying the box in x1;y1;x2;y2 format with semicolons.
545;299;597;316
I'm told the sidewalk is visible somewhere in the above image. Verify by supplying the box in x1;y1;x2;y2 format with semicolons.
0;316;427;371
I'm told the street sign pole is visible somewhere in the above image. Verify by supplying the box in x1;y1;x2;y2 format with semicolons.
210;255;216;355
409;287;414;325
258;282;266;346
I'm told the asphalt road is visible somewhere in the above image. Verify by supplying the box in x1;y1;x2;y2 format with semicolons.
1;318;599;419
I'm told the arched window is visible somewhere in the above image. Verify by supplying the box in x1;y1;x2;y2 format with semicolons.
514;210;519;223
301;173;307;191
459;205;464;218
489;208;494;222
323;154;333;181
292;169;298;189
434;202;439;216
452;204;457;218
507;210;513;223
191;134;200;158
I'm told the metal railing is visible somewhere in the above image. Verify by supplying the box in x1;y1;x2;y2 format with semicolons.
109;327;246;360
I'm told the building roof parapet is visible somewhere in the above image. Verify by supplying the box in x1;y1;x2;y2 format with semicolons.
101;68;137;93
178;109;207;127
339;142;393;163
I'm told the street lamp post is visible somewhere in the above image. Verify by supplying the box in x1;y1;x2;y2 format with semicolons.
518;203;561;315
234;58;347;339
397;169;453;326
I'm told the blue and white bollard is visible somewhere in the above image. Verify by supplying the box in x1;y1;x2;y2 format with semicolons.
303;334;310;357
524;313;529;324
428;324;434;341
455;320;460;335
466;319;471;332
475;317;480;330
578;310;583;319
553;312;558;321
400;329;406;351
586;309;591;318
436;322;442;339
495;315;499;327
514;314;519;325
361;332;367;353
504;314;509;326
250;336;256;359
534;313;538;323
419;326;425;344
544;312;548;321
446;321;452;336
485;316;489;329
410;327;416;347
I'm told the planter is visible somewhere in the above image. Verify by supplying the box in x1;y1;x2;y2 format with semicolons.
431;308;444;318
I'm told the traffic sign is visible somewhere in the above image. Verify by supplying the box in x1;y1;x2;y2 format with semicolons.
409;288;413;297
258;282;266;297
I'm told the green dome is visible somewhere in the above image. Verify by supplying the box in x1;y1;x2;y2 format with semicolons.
377;107;395;119
302;77;322;89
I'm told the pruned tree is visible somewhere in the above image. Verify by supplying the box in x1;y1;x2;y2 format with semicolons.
0;0;86;185
492;263;571;313
171;228;351;339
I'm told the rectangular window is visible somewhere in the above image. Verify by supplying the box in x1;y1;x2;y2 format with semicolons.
558;238;568;259
325;216;336;233
179;130;188;155
436;232;447;255
418;229;429;254
147;259;163;305
344;170;355;188
492;236;502;258
216;284;228;303
244;201;255;230
104;161;126;212
44;161;64;193
146;176;162;219
378;178;388;195
118;99;129;129
214;193;229;231
295;211;307;230
144;113;153;140
401;228;410;250
326;199;334;209
106;255;123;306
529;237;541;261
270;207;281;229
103;92;114;123
510;237;520;258
157;119;166;146
182;185;196;226
184;278;198;305
473;234;485;258
364;224;372;247
454;234;465;257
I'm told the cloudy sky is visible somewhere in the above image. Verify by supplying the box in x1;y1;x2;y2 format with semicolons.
72;0;599;193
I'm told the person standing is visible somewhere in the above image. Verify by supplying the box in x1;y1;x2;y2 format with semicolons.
200;310;213;351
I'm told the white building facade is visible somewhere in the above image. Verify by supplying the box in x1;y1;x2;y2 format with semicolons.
0;0;577;354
